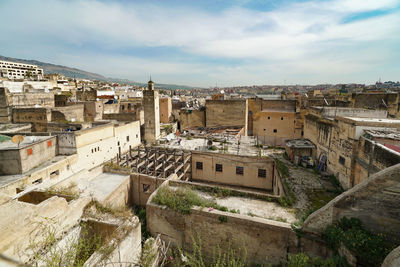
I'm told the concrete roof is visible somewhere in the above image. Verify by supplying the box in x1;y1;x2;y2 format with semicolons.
0;136;53;150
285;139;315;149
365;129;400;140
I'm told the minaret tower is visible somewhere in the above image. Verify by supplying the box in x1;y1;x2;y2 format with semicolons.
143;78;160;143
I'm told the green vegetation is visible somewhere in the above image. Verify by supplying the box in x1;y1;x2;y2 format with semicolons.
169;234;247;267
218;215;228;223
209;145;218;151
328;174;344;194
27;220;105;267
104;162;131;172
46;182;79;199
152;186;229;214
274;158;296;207
323;217;397;266
162;124;174;134
86;200;133;219
186;135;193;140
287;252;349;267
135;207;151;242
141;238;158;267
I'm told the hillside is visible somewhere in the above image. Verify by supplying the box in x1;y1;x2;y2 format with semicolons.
0;55;197;89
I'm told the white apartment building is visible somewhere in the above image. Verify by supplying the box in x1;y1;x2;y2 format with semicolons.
0;60;44;80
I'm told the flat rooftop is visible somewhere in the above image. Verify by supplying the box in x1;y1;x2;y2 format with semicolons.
0;155;68;188
0;136;53;150
286;139;315;149
80;172;130;202
0;123;31;133
365;129;400;140
171;185;296;223
343;117;400;124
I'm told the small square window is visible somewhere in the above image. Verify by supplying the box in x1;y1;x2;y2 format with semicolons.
196;162;203;170
258;169;267;178
216;164;223;172
236;166;244;175
27;148;33;156
339;156;345;165
281;117;283;120
143;184;151;193
268;116;271;120
263;128;266;131
273;129;277;133
126;136;130;142
117;141;120;146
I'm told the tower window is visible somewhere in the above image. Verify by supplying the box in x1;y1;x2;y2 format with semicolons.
273;129;277;133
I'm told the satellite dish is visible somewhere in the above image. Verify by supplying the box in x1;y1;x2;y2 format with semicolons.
11;135;24;147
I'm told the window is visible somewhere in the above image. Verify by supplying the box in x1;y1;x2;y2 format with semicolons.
117;141;120;146
143;184;151;193
236;166;244;175
273;129;277;133
339;156;345;165
27;148;33;156
196;162;203;170
136;134;138;138
258;169;267;178
268;116;271;120
47;140;52;147
281;117;283;120
126;136;130;142
216;164;223;172
50;170;59;178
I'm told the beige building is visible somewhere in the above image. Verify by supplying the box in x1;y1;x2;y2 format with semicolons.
304;109;400;189
159;97;172;123
248;99;300;146
191;151;276;192
354;130;400;185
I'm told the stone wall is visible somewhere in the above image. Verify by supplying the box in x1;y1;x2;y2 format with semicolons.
147;181;331;265
354;137;400;185
51;104;84;123
12;107;51;132
159;97;172;123
205;99;248;135
179;109;205;129
352;93;399;117
303;164;400;241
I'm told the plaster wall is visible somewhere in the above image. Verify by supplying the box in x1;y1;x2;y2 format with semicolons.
191;152;274;191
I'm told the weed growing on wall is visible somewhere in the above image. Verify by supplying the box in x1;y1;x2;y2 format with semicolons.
152;186;229;214
323;217;397;266
168;233;247;267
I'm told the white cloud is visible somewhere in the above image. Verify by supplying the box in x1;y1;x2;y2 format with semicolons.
0;0;399;86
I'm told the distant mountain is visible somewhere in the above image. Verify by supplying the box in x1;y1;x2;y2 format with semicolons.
0;55;198;89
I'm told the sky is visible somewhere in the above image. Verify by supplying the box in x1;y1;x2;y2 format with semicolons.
0;0;399;87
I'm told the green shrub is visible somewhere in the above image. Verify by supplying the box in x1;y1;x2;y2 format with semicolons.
218;216;228;223
323;217;397;266
152;186;229;214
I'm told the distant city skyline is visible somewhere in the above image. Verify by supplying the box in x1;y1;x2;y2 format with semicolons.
0;0;399;87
